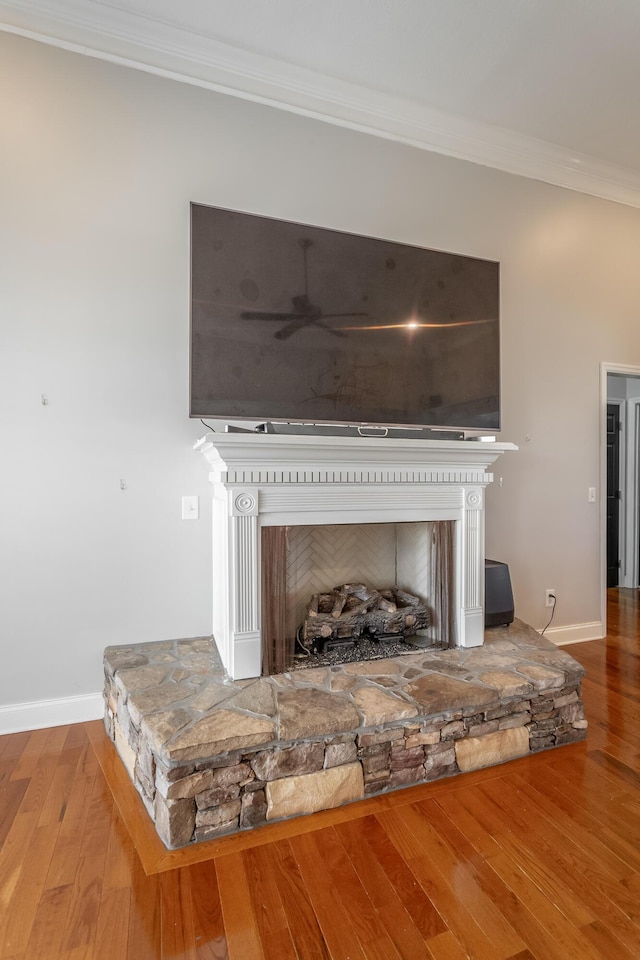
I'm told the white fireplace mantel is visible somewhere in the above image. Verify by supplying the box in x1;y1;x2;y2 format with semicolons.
196;433;516;679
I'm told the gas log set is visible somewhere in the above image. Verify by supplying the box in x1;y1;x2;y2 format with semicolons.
300;583;430;655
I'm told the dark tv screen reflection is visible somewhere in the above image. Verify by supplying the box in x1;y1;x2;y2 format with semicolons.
190;203;500;431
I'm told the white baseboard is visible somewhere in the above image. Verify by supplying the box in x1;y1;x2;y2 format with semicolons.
541;621;604;646
0;692;103;735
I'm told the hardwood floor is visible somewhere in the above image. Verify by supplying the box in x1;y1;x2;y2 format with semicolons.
1;589;639;959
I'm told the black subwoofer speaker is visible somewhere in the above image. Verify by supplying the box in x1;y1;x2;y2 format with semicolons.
485;559;514;627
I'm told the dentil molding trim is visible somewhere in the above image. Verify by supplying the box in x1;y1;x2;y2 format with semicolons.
3;0;640;208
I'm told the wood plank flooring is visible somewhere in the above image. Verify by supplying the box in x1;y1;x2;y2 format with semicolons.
1;588;639;959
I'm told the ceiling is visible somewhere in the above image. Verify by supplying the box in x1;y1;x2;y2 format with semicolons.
3;0;640;206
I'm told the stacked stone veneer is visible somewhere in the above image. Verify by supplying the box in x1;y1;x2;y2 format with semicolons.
103;620;587;849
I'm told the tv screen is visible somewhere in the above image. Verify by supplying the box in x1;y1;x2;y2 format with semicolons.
190;204;500;431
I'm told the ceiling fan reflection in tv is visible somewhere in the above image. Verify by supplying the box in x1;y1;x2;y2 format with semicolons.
240;238;367;340
189;203;501;434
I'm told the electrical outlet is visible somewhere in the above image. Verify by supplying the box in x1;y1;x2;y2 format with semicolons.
545;589;556;608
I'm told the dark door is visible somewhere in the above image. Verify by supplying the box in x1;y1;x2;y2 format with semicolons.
607;403;621;588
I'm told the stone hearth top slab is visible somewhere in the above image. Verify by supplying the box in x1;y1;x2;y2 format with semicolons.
104;621;584;766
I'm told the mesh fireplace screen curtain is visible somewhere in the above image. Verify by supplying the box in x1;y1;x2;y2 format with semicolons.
261;526;291;676
431;520;456;647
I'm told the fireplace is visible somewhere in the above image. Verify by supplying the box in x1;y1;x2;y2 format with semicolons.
261;520;455;674
195;433;516;680
103;431;590;852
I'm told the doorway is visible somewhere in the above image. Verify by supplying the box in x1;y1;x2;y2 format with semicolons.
602;365;640;630
606;402;621;588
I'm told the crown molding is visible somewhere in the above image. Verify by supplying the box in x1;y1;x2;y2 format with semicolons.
3;0;640;209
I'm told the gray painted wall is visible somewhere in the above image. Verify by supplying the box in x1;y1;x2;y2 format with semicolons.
3;32;640;711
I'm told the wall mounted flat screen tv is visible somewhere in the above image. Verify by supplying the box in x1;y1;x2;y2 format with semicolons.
190;203;500;432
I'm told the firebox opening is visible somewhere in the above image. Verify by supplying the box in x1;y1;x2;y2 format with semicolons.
261;520;455;676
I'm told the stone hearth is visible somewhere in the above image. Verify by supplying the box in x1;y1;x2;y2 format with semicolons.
104;620;587;849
